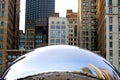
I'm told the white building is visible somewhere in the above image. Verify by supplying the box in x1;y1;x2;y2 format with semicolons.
48;17;68;45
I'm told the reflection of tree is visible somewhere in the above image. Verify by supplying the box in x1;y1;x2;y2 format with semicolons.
17;72;98;80
17;64;115;80
89;64;115;80
81;67;93;74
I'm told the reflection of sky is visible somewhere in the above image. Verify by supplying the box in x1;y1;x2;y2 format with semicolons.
4;45;120;80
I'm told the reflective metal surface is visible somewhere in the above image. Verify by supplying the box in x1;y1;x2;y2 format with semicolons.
1;45;120;80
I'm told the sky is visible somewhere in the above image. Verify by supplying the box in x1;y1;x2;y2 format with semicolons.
19;0;78;31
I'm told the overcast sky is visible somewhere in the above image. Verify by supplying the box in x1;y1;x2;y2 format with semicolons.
19;0;78;31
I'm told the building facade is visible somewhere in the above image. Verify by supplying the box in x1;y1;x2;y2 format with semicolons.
0;0;20;75
19;30;26;49
25;0;55;49
66;10;78;46
78;0;97;51
48;15;68;45
6;49;31;67
97;0;120;72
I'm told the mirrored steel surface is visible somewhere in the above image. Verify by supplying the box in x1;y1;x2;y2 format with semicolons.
1;45;120;80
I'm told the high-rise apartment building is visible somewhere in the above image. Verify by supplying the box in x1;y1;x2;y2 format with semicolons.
78;0;97;51
25;0;55;49
66;10;78;46
97;0;120;72
0;0;20;75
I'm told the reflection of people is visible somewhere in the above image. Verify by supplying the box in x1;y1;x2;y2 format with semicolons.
1;45;120;80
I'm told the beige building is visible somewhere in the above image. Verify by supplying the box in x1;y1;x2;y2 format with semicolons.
66;10;78;46
78;0;97;51
97;0;120;72
0;0;20;75
78;0;120;72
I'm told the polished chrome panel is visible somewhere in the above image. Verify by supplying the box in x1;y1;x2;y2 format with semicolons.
1;45;120;80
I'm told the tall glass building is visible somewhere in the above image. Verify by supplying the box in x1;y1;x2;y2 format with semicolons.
25;0;55;49
25;0;55;28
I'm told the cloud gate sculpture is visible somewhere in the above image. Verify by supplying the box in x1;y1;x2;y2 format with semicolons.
1;45;120;80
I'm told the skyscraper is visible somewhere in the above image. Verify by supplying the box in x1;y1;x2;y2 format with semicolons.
97;0;120;72
78;0;97;51
0;0;20;75
25;0;55;28
25;0;55;49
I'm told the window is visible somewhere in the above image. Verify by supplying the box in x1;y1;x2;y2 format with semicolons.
119;25;120;31
62;21;65;24
109;0;112;6
0;59;2;64
118;8;120;14
109;8;112;14
61;26;66;29
1;21;4;26
0;52;2;57
109;33;112;39
1;11;4;16
50;39;55;43
51;21;54;24
119;61;120;65
109;42;113;48
0;67;2;72
119;42;120;48
109;50;113;56
0;44;3;49
118;17;120;23
119;50;120;57
56;26;60;29
57;21;60;24
118;0;120;6
61;39;65;44
109;25;112;31
50;25;55;29
109;58;113;64
56;39;60;43
109;17;112;23
2;4;4;8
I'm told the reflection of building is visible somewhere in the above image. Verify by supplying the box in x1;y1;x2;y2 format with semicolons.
0;0;20;75
18;72;98;80
18;64;115;80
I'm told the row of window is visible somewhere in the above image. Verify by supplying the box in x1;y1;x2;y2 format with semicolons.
109;50;120;57
109;17;120;23
50;39;66;44
8;55;20;60
51;21;65;24
50;25;66;29
109;8;120;14
0;3;5;9
50;35;66;39
109;25;120;32
109;0;120;6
